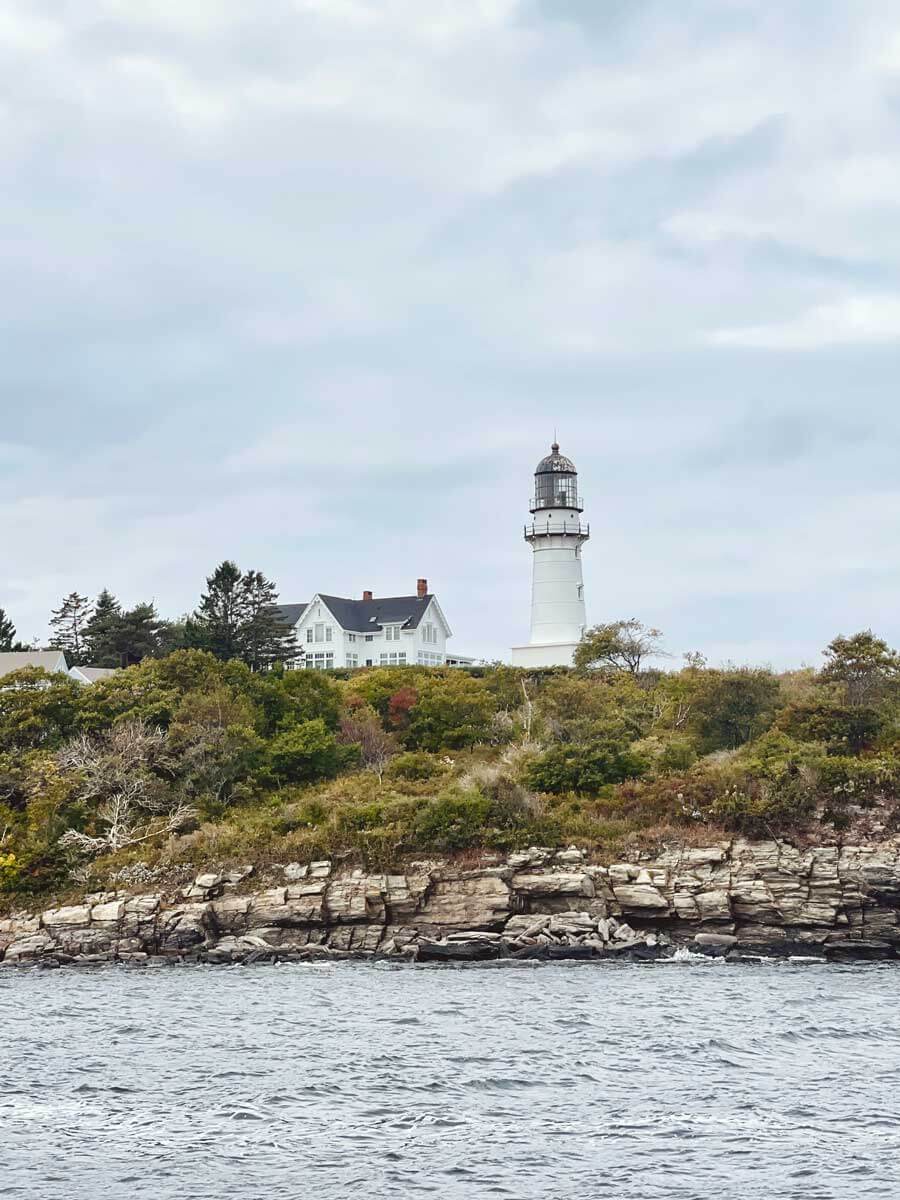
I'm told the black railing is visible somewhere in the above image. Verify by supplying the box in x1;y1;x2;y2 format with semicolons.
529;495;584;513
524;519;590;539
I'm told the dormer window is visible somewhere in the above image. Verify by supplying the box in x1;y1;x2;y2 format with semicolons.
385;625;401;642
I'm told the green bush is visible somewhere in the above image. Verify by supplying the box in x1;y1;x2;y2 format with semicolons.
267;720;357;784
526;741;648;795
388;751;442;781
413;787;491;851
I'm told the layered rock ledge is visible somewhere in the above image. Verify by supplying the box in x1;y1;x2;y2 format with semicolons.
4;838;900;968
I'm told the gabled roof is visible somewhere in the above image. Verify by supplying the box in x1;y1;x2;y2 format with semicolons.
277;594;444;634
69;666;117;684
320;594;435;633
275;603;308;628
0;650;69;679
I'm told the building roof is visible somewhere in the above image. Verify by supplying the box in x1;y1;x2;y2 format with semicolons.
69;666;117;684
0;650;69;679
320;594;435;633
277;594;439;634
535;441;577;475
275;603;308;627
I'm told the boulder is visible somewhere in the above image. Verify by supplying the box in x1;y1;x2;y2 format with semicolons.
511;872;595;900
90;901;125;925
613;884;669;912
417;874;510;930
42;905;91;930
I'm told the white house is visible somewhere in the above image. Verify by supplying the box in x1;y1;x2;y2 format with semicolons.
277;579;466;670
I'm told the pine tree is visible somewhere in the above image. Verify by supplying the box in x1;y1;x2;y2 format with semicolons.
191;561;298;669
192;561;246;661
0;607;23;652
49;592;94;664
83;589;123;665
240;570;299;670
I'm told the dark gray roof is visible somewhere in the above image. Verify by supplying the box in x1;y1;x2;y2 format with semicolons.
278;595;434;633
275;603;308;627
320;594;434;632
536;442;577;475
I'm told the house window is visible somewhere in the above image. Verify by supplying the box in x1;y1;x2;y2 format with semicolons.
347;633;356;643
306;629;313;643
365;634;374;642
380;654;388;666
398;652;406;664
385;625;401;642
417;651;443;666
314;623;325;643
422;623;438;645
346;653;359;668
325;626;332;642
304;652;334;671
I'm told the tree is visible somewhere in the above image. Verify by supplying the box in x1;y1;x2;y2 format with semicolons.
267;719;353;783
191;560;298;669
167;686;262;817
83;595;171;667
0;669;82;751
404;673;494;751
821;630;900;707
338;704;397;783
575;619;667;675
689;668;780;753
82;589;122;664
57;720;194;856
48;592;93;663
0;608;27;652
239;570;300;671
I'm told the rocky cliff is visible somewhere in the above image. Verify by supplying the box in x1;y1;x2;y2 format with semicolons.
4;837;900;967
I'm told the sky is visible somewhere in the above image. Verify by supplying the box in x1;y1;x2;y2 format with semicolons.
2;0;899;668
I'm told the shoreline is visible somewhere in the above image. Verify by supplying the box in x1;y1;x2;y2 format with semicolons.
5;835;900;968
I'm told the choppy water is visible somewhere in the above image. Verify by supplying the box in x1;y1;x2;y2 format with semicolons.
3;960;900;1199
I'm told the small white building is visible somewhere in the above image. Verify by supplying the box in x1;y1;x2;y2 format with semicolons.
511;442;590;668
0;651;117;685
278;579;460;670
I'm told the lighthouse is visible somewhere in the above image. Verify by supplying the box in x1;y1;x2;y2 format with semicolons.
511;442;590;668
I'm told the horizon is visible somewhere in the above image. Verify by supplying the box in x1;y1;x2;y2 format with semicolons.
4;1;899;668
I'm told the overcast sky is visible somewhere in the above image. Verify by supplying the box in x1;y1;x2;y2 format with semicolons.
3;0;899;667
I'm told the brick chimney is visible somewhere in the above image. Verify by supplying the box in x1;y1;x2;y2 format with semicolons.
362;590;373;601
417;578;428;599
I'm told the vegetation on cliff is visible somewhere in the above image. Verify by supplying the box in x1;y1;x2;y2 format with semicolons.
0;624;898;899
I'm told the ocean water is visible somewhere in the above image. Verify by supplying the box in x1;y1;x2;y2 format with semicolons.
2;960;899;1199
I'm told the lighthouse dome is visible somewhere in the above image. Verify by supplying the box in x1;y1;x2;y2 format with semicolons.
530;442;582;512
535;442;576;475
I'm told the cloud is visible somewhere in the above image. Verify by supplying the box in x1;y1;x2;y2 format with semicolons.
0;0;898;665
708;294;900;349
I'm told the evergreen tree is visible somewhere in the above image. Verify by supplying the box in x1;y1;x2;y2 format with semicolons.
192;561;246;661
191;561;298;669
241;570;299;671
83;589;123;665
49;592;94;664
0;607;26;652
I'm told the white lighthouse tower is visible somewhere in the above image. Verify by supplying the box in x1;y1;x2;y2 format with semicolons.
511;442;590;668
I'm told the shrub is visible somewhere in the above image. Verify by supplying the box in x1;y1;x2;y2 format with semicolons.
526;741;649;795
268;720;356;784
389;751;442;781
413;787;491;851
404;673;494;751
